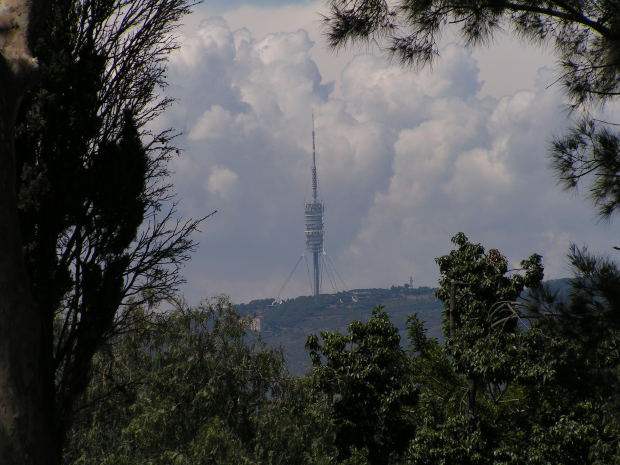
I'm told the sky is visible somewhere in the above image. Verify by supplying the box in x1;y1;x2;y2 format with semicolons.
153;0;620;304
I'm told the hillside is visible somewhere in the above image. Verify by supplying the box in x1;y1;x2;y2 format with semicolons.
234;278;572;376
235;285;444;375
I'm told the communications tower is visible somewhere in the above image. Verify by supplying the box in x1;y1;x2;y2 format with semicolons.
273;115;346;302
304;115;324;297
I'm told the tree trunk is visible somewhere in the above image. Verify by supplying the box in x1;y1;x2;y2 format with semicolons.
0;1;55;463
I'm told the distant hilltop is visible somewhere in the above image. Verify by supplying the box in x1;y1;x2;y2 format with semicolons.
235;284;443;340
234;279;572;376
235;285;444;376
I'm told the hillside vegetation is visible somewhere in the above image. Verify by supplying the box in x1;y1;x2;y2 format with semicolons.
235;279;570;375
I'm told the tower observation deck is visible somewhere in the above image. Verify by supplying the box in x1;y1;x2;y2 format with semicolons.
305;115;324;296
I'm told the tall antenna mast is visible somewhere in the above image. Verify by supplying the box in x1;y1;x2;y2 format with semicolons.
305;111;324;297
312;111;318;201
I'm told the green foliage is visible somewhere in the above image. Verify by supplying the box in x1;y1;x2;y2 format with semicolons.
237;286;443;375
252;377;337;465
64;298;336;465
65;253;620;465
400;233;620;464
552;119;620;218
435;232;543;390
306;307;418;465
525;246;620;463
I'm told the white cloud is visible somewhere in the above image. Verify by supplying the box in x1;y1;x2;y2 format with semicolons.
189;105;234;140
205;165;240;200
158;12;618;303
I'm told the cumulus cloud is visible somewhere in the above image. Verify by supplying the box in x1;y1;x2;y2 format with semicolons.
159;13;617;303
205;165;240;200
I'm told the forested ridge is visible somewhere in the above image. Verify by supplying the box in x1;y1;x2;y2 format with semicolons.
235;279;571;376
0;0;619;463
64;260;619;464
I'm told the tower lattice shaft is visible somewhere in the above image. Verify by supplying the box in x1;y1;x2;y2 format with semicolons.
305;114;324;297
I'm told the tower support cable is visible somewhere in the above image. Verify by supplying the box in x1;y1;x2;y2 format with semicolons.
325;253;348;291
322;254;339;294
276;254;304;303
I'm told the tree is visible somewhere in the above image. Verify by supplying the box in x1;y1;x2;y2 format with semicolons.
404;233;619;464
400;233;545;464
0;0;201;462
435;232;543;417
525;247;620;462
0;1;53;463
306;307;418;465
64;298;336;465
